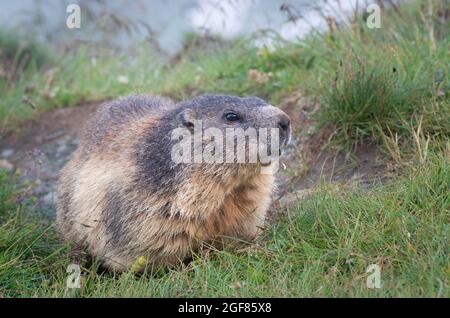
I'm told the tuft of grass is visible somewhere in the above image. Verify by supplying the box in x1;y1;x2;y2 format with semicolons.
308;0;449;150
0;171;69;297
319;58;428;146
0;30;50;71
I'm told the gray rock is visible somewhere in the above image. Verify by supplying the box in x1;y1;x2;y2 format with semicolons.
1;148;14;158
278;188;314;208
0;159;14;171
57;144;68;154
42;192;56;205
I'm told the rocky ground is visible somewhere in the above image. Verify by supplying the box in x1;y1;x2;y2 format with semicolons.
0;96;387;220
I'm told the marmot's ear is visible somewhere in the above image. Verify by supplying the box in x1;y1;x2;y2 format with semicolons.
177;108;196;130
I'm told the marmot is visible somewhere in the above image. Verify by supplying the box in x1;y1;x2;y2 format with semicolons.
56;94;291;272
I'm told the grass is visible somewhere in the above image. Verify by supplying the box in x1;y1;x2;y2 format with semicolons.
0;0;449;297
0;150;448;297
300;0;449;150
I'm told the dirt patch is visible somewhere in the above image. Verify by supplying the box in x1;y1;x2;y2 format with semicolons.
270;92;387;219
1;101;101;151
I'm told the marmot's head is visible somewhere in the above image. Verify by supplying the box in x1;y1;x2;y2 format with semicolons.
135;94;290;196
176;94;291;146
170;94;291;175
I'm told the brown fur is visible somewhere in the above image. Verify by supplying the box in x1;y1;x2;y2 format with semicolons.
56;94;289;272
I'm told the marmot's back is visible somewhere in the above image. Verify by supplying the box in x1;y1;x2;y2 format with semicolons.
79;95;175;155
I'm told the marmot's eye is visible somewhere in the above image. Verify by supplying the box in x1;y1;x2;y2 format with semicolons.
224;111;240;122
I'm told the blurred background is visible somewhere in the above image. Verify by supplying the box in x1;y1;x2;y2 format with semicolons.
1;0;377;54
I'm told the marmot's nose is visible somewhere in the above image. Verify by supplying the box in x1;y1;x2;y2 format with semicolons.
278;114;291;133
